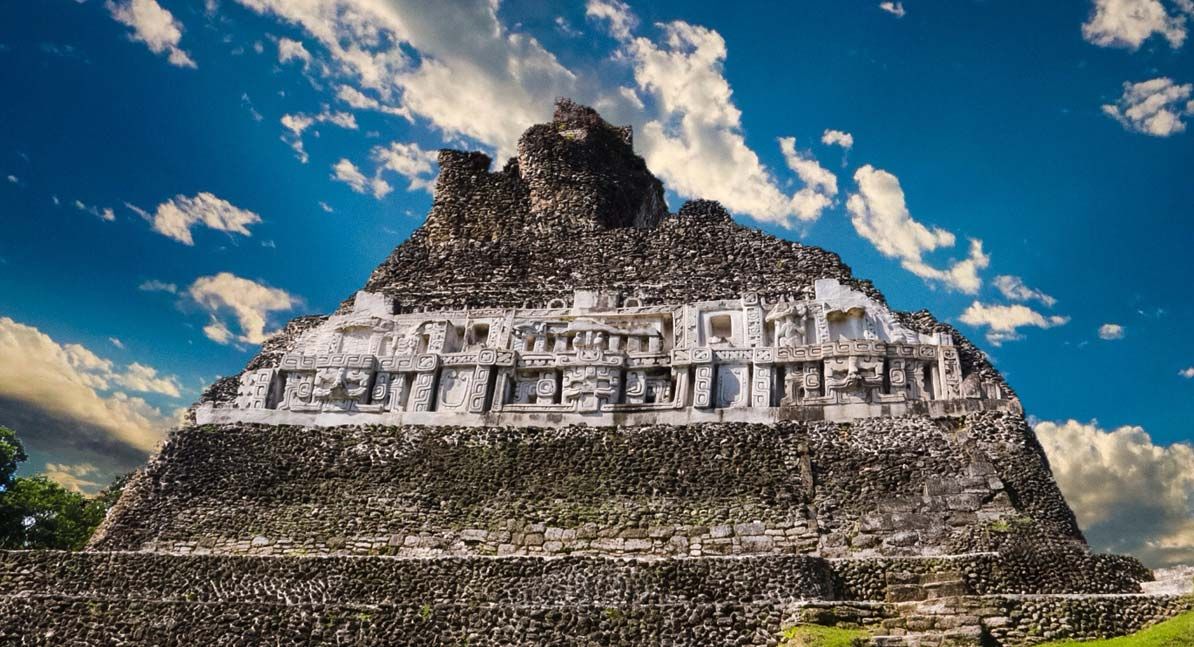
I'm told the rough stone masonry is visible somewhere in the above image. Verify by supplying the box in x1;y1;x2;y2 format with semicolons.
2;100;1186;646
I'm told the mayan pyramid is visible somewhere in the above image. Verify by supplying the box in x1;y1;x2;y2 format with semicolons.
2;100;1189;645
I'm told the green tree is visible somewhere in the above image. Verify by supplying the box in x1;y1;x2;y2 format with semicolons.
0;426;28;492
0;425;129;550
0;476;106;550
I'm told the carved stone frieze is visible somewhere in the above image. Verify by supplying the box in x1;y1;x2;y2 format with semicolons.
206;280;1017;426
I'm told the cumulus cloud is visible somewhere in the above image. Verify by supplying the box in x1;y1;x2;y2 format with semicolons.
879;2;907;18
229;0;834;226
1102;77;1194;137
1082;0;1186;50
616;20;831;226
276;37;310;66
143;192;262;246
778;137;838;221
371;141;437;193
0;317;174;482
54;339;182;397
846;165;990;293
6;175;18;184
821;129;854;149
1036;420;1194;567
188;273;299;345
958;301;1069;345
233;0;577;162
334;85;409;118
280;108;359;163
1098;323;1126;340
331;159;392;198
1178;366;1194;378
993;275;1058;308
586;0;638;41
106;0;197;68
41;462;104;495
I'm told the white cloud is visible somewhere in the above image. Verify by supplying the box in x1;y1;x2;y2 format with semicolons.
73;199;116;222
5;175;17;184
586;0;638;41
331;158;392;198
188;272;299;345
821;129;854;149
1036;419;1194;567
1098;323;1126;340
879;2;907;18
778;136;838;221
958;301;1070;345
0;316;174;463
846;165;990;293
112;362;182;397
993;275;1057;307
1082;0;1186;50
280;107;359;163
1102;77;1194;137
234;0;829;226
372;140;437;193
241;92;263;122
277;37;310;66
234;0;577;162
618;20;828;226
1179;366;1194;378
41;462;104;495
145;192;262;246
106;0;197;68
554;16;581;38
108;337;125;349
138;279;178;294
55;340;182;397
318;201;334;213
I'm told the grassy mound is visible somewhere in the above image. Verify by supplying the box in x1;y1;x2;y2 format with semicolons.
780;625;869;647
1038;611;1194;647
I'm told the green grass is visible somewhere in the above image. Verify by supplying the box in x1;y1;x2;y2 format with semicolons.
780;625;869;647
1037;611;1194;647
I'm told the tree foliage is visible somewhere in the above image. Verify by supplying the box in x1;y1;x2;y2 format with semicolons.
0;425;128;550
0;426;28;492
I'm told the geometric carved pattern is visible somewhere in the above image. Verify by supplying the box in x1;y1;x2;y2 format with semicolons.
225;280;1013;424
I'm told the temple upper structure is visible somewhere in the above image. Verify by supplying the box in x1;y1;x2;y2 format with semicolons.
200;278;1017;427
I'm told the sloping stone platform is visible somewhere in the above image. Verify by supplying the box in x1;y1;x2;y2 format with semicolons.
0;551;1188;646
92;413;1082;561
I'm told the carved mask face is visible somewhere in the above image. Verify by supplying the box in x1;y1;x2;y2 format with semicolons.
312;367;371;400
826;356;883;389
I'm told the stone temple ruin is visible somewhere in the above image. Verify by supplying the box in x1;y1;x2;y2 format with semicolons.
1;100;1189;645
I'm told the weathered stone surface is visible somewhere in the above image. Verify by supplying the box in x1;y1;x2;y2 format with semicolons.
90;412;1086;565
6;101;1165;646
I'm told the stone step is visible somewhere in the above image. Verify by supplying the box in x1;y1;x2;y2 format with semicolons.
869;626;983;647
0;594;789;646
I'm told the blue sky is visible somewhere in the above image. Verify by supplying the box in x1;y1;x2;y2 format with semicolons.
0;1;1192;562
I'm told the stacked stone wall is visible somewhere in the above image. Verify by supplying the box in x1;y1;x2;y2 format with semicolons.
95;414;1081;567
0;596;788;647
0;552;835;607
931;594;1194;646
829;551;1149;601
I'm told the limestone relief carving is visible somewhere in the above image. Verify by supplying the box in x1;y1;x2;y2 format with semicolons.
211;280;1017;425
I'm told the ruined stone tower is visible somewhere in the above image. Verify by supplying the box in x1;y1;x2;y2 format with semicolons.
2;101;1189;645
